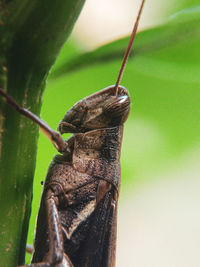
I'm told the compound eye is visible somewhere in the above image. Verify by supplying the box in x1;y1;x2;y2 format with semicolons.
104;95;130;116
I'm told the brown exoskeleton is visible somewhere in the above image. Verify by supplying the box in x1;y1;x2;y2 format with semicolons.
32;85;130;267
0;0;145;266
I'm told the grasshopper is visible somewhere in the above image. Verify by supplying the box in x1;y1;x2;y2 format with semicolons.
0;0;145;266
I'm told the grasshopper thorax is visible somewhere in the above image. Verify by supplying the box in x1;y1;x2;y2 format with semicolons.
58;85;130;134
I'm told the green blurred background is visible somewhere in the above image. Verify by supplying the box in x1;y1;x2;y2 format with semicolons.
27;0;200;266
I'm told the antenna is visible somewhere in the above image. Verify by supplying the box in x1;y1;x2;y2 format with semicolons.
115;0;146;95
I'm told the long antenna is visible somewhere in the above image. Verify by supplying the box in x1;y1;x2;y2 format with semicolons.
115;0;146;95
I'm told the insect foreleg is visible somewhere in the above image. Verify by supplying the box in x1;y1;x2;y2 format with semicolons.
22;189;73;267
45;190;73;267
45;190;65;265
0;88;69;154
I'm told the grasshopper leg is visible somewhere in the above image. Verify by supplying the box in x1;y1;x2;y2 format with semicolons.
0;88;69;154
20;190;73;267
41;189;73;266
45;190;65;265
39;190;73;267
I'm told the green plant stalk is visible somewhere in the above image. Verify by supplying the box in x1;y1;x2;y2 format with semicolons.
0;0;85;266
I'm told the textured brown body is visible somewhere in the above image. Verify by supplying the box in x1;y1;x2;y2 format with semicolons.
31;86;130;267
32;126;123;266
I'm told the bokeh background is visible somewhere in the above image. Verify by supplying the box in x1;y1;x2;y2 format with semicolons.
27;0;200;266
